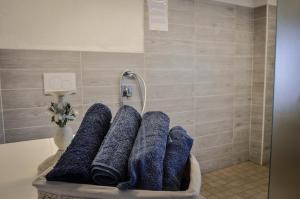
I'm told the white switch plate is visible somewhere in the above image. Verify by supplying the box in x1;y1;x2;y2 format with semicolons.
43;73;76;95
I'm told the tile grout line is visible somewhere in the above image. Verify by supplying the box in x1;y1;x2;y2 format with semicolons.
260;5;270;165
143;0;147;112
249;7;255;162
145;37;256;45
0;79;6;143
4;124;80;131
79;51;85;117
192;0;197;143
231;5;238;165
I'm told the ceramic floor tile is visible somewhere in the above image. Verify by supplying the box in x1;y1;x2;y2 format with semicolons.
202;161;269;199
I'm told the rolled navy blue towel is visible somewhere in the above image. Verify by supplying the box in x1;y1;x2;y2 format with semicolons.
118;111;170;191
46;103;112;184
163;126;193;191
91;105;142;186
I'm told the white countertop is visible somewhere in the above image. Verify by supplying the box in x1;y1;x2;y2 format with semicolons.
0;139;207;199
0;139;56;199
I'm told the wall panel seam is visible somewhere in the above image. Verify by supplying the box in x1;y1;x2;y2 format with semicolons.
260;5;269;165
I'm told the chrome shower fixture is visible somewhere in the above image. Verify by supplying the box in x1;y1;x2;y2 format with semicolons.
123;71;136;79
121;85;133;97
119;70;147;114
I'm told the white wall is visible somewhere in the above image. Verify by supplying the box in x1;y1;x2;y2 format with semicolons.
0;0;144;53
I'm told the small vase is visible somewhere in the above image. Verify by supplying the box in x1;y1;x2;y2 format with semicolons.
38;126;74;174
54;126;73;151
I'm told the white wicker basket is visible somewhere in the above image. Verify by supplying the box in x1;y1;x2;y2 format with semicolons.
33;155;202;199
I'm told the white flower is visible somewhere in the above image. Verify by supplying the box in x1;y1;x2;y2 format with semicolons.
74;110;79;116
65;115;75;120
48;101;77;127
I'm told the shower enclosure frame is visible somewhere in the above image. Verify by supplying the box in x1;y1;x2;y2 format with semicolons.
269;0;300;198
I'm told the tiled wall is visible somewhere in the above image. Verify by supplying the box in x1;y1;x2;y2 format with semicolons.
144;0;253;172
263;5;276;165
250;5;276;165
0;79;4;144
0;0;275;172
250;5;267;164
0;0;254;172
0;50;144;143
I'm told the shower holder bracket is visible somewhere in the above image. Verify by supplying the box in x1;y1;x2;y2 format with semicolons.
121;85;133;97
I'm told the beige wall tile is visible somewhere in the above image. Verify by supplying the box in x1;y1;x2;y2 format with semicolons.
235;105;251;125
145;24;195;41
81;52;144;69
235;31;254;44
254;6;267;19
194;81;234;96
168;0;195;11
261;7;277;165
198;155;233;173
0;117;3;144
83;85;140;105
195;131;233;149
194;120;233;137
195;42;235;56
233;141;249;152
5;126;54;143
236;6;253;21
146;98;193;113
232;150;250;164
145;39;195;56
169;9;195;26
0;49;80;70
196;107;233;124
234;93;251;106
268;18;277;31
0;133;4;144
254;44;266;57
0;81;3;143
168;111;195;127
268;5;277;18
4;108;51;130
235;43;253;57
196;144;233;162
145;54;195;70
195;72;234;85
236;20;253;33
147;84;193;100
234;128;250;143
145;69;193;85
254;18;267;32
254;29;267;44
0;69;82;90
197;56;234;68
197;0;236;18
82;68;143;87
195;27;235;42
195;14;236;29
3;105;83;130
4;123;80;143
1;89;82;109
194;95;233;110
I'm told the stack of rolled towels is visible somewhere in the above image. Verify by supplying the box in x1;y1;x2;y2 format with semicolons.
46;103;193;191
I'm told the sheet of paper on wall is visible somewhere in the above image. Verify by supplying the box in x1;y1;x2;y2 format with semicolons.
147;0;168;31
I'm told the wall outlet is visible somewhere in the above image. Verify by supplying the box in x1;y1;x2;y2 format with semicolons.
43;73;76;95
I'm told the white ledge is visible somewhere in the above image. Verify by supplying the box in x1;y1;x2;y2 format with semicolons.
212;0;277;7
